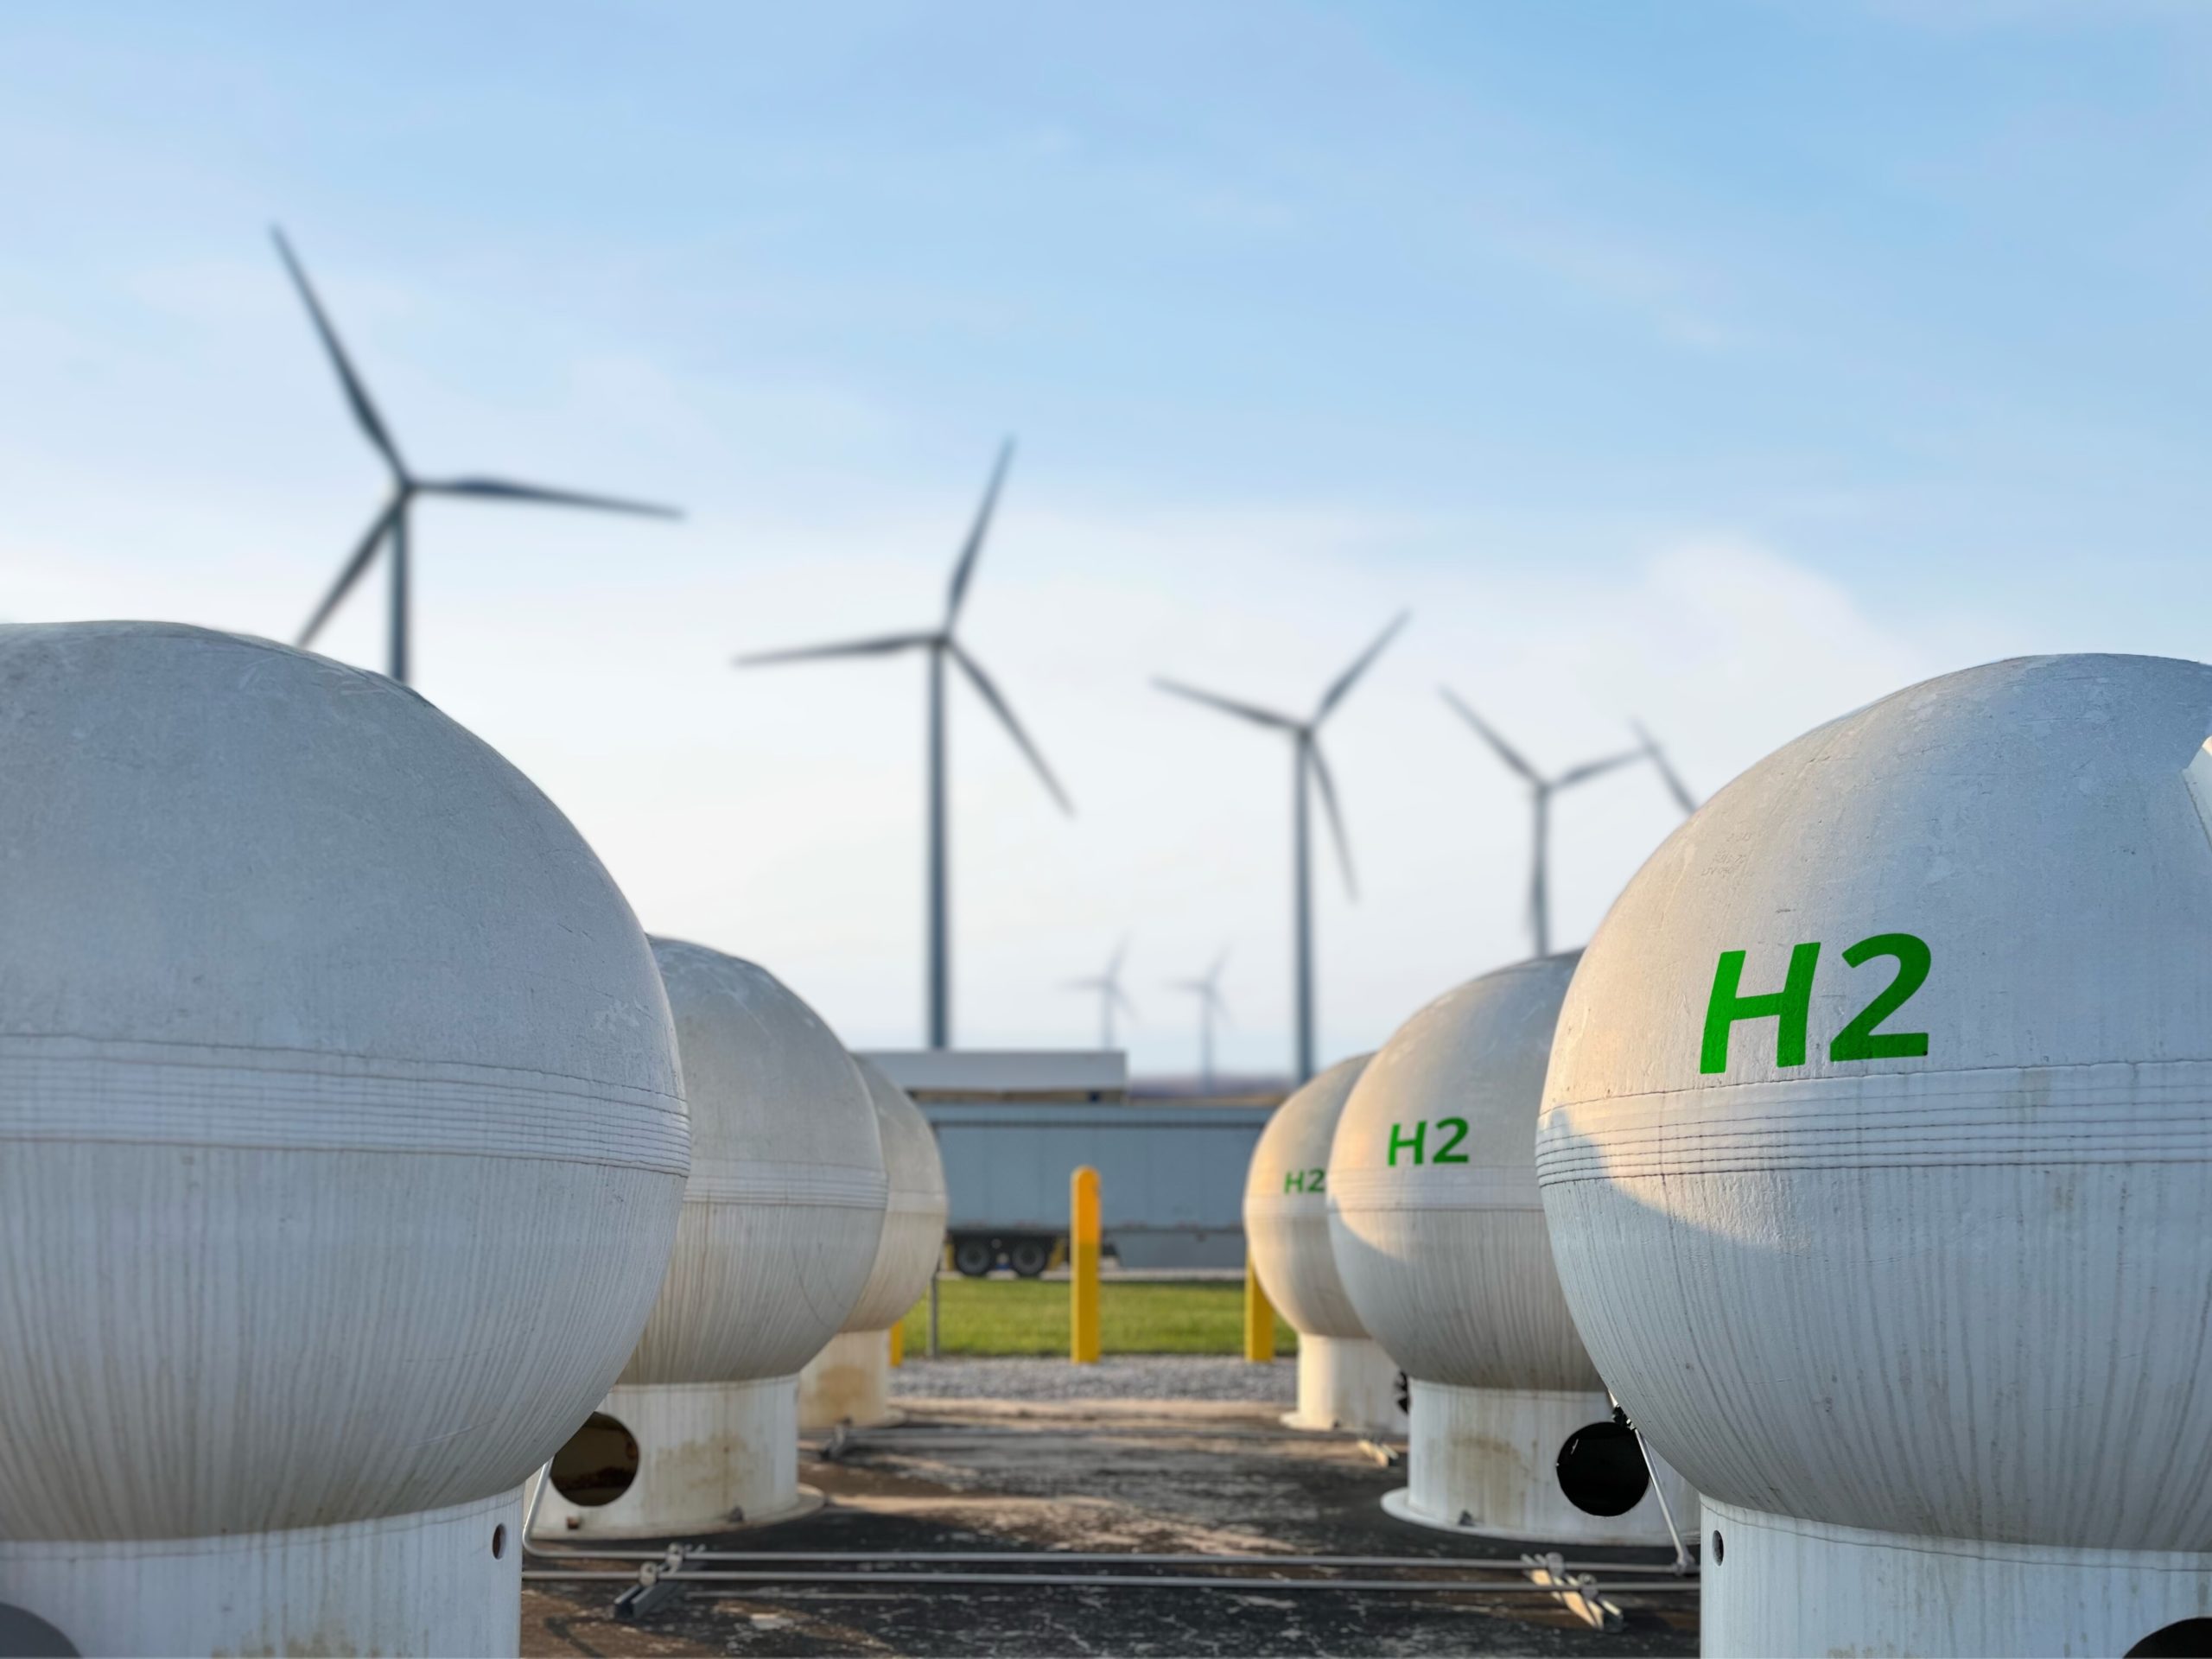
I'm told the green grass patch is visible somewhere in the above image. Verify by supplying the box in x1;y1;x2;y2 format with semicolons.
897;1279;1300;1357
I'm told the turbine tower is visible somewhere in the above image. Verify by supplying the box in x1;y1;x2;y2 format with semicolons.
1632;719;1700;815
1156;613;1407;1084
1440;690;1643;957
737;441;1071;1049
1065;938;1136;1051
274;227;681;684
1167;948;1231;1093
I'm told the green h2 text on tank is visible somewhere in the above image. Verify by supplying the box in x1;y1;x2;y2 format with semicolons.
1700;932;1931;1076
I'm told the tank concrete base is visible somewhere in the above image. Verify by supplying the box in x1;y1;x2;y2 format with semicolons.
798;1329;907;1431
533;1376;823;1539
1389;1382;1697;1548
1280;1335;1405;1433
1701;1498;2212;1657
0;1489;521;1657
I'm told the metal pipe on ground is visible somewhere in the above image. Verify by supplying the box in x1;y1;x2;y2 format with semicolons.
523;1546;1693;1573
521;1568;1695;1593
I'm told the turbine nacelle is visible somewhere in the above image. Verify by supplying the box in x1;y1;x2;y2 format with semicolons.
735;443;1071;1047
275;226;681;682
1067;938;1136;1048
1154;613;1408;1082
1442;690;1691;957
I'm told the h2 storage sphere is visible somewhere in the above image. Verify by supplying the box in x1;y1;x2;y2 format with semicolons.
799;1055;949;1430
1331;955;1694;1544
537;940;887;1536
1539;654;2212;1657
0;622;690;1656
1243;1054;1404;1433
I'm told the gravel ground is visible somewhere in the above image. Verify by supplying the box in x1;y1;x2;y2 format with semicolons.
524;1395;1694;1656
889;1354;1300;1402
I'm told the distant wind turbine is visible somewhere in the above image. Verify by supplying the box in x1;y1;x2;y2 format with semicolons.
1065;938;1136;1051
1157;613;1408;1084
274;226;681;684
1441;690;1643;957
736;441;1071;1049
1167;948;1232;1092
1631;719;1700;815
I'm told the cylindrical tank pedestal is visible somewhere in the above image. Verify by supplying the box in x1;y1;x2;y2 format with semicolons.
537;1378;823;1537
1383;1382;1694;1546
1284;1336;1400;1433
1701;1501;2212;1658
799;1331;902;1432
0;1490;522;1656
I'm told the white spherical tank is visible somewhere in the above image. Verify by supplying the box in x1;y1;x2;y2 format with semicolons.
1243;1054;1403;1433
0;623;690;1656
538;940;887;1536
1539;654;2212;1656
1331;955;1694;1545
799;1056;949;1430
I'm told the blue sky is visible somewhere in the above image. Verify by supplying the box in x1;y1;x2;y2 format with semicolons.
3;2;2209;1073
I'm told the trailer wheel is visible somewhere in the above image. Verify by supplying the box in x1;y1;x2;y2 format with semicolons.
951;1237;995;1278
1007;1236;1052;1279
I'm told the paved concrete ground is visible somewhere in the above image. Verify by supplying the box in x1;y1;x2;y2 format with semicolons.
521;1389;1698;1657
890;1356;1299;1404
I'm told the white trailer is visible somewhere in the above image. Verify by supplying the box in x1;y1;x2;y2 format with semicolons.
864;1051;1275;1274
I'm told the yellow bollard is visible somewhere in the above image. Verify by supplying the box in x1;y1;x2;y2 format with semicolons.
888;1320;905;1369
1243;1248;1276;1363
1071;1166;1101;1365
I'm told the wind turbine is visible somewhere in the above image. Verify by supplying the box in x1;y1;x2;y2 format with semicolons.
1065;938;1136;1051
1167;948;1231;1093
1632;719;1700;815
736;441;1071;1049
1156;613;1408;1084
1441;690;1644;957
274;227;681;684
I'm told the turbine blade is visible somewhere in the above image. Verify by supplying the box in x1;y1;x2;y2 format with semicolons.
1153;677;1298;731
1308;739;1358;899
1112;986;1139;1018
1440;687;1540;783
296;499;399;649
1631;719;1699;815
421;478;683;518
945;437;1014;628
1315;610;1409;721
1207;945;1230;983
950;641;1073;814
1556;749;1645;790
270;227;405;480
734;632;937;667
1109;936;1130;977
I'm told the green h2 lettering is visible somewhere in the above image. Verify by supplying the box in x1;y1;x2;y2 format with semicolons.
1700;942;1820;1075
1386;1121;1426;1166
